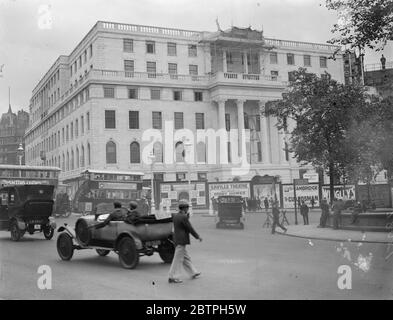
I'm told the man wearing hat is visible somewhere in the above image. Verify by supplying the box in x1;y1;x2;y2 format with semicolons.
125;201;143;224
168;199;202;284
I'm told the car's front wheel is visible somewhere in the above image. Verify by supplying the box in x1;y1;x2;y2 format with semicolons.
118;237;139;269
96;249;110;256
10;220;24;241
57;233;74;261
43;226;54;240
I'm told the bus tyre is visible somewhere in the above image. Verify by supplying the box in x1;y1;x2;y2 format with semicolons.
118;237;139;269
10;220;24;241
43;226;54;240
96;249;110;257
158;239;175;263
57;233;74;261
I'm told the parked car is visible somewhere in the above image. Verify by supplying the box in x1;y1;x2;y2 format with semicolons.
0;185;56;241
56;214;175;269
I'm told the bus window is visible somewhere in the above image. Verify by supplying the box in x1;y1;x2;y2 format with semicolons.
8;189;16;205
0;191;8;205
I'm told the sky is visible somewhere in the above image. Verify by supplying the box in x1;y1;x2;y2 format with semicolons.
0;0;392;115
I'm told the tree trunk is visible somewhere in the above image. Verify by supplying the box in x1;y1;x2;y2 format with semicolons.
329;162;335;205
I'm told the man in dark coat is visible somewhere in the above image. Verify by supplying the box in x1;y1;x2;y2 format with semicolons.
318;198;330;228
332;198;343;229
271;200;287;234
93;202;129;229
125;201;143;224
168;200;202;284
300;201;309;225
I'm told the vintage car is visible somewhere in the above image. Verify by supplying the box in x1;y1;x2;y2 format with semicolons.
216;195;245;229
0;184;56;241
56;213;175;269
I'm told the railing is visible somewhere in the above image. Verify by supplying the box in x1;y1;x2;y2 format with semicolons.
365;61;393;72
216;72;285;84
265;38;339;52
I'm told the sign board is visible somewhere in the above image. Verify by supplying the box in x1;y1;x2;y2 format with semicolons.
283;184;319;208
98;182;137;190
322;185;355;202
303;173;319;183
208;182;251;198
294;179;309;185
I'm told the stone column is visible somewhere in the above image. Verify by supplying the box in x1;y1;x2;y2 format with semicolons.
223;50;227;73
217;99;228;165
236;99;245;157
259;100;271;164
217;99;226;130
243;52;248;74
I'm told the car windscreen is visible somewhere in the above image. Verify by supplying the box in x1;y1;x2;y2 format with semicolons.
17;185;55;202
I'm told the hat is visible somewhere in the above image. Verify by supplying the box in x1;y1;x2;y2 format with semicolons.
178;199;190;210
129;201;138;210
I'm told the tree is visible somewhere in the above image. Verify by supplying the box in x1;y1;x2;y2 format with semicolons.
264;68;369;203
326;0;393;50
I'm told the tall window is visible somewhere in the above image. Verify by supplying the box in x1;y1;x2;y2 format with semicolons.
76;148;79;168
188;44;197;57
129;111;139;129
174;112;184;129
175;142;185;162
244;113;249;129
225;114;231;131
167;42;177;56
168;63;178;79
146;41;155;54
104;87;115;98
285;142;290;161
124;60;134;77
195;113;205;129
147;61;156;78
86;112;90;131
150;88;161;100
75;119;78;137
271;70;279;81
87;143;91;165
304;55;311;67
152;112;162;129
71;149;74;170
123;38;133;52
255;115;261;132
227;142;232;163
89;44;93;58
106;141;117;164
128;87;138;99
130;142;141;163
257;142;262;162
287;53;295;65
194;91;203;102
320;56;327;68
270;52;278;64
105;110;116;129
81;116;84;134
189;65;198;75
81;145;85;167
173;90;182;101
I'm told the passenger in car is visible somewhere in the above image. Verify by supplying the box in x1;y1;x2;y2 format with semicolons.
93;202;129;229
125;201;142;224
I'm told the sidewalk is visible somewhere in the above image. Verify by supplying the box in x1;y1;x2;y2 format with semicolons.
277;224;393;244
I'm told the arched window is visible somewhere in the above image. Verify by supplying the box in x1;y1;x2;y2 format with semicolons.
76;147;79;168
196;142;206;163
66;152;69;171
130;142;140;164
71;149;74;170
106;141;117;164
62;153;65;171
175;141;184;163
153;142;163;163
81;145;85;167
87;143;91;166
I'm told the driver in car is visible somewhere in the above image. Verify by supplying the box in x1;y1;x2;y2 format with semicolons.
92;202;129;229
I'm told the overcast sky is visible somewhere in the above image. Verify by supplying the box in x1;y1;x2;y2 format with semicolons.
0;0;391;115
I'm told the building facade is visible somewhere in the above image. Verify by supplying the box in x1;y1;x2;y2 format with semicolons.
364;57;393;98
0;106;29;165
24;21;345;201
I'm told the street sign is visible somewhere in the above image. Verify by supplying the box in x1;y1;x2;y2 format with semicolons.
294;178;309;185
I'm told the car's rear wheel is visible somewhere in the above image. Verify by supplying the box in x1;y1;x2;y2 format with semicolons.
96;249;110;256
158;238;175;263
57;233;74;261
118;237;139;269
43;226;54;240
10;220;24;241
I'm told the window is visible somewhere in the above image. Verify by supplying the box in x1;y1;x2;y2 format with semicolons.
84;50;87;63
79;56;82;68
130;142;141;163
174;112;184;129
123;39;133;52
103;87;115;98
189;64;198;75
81;116;84;134
194;91;203;102
128;87;138;99
70;122;74;140
257;142;262;162
147;61;156;78
271;70;279;81
225;114;230;131
150;88;161;100
152;112;162;129
75;119;79;137
188;44;197;57
256;115;261;132
195;113;205;129
89;44;93;58
227;142;232;163
167;42;177;56
320;56;327;68
244;113;249;129
168;63;178;79
87;143;91;165
124;60;134;77
105;110;116;129
175;142;185;162
270;52;278;64
285;142;290;161
197;172;207;181
86;112;90;131
66;125;69;141
146;41;155;54
304;55;311;67
287;53;295;65
129;111;139;129
106;141;117;164
176;172;186;181
173;90;182;101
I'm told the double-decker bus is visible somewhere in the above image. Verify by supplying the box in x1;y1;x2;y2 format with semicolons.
0;165;61;187
71;169;149;215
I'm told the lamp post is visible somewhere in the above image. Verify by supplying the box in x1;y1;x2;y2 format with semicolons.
184;139;193;215
148;151;156;215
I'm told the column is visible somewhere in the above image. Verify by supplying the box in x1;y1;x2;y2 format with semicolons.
217;99;226;130
222;50;227;73
236;99;245;157
259;101;271;164
217;99;228;165
243;52;248;74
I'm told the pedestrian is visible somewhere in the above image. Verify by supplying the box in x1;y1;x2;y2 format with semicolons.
271;200;287;234
264;197;269;212
351;201;362;224
300;200;309;225
168;200;202;284
318;198;330;228
332;198;342;229
212;197;218;214
310;197;315;209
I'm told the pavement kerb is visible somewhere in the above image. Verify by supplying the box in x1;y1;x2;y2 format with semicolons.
276;231;392;244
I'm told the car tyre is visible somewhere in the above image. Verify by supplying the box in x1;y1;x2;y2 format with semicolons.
158;238;175;263
10;220;24;241
43;226;55;240
57;233;74;261
96;249;110;257
118;237;139;269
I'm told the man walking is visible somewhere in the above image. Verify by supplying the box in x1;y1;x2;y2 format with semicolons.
168;200;202;284
300;201;309;225
271;201;287;234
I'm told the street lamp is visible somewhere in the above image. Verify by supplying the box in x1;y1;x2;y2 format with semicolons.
148;151;156;215
184;139;193;215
